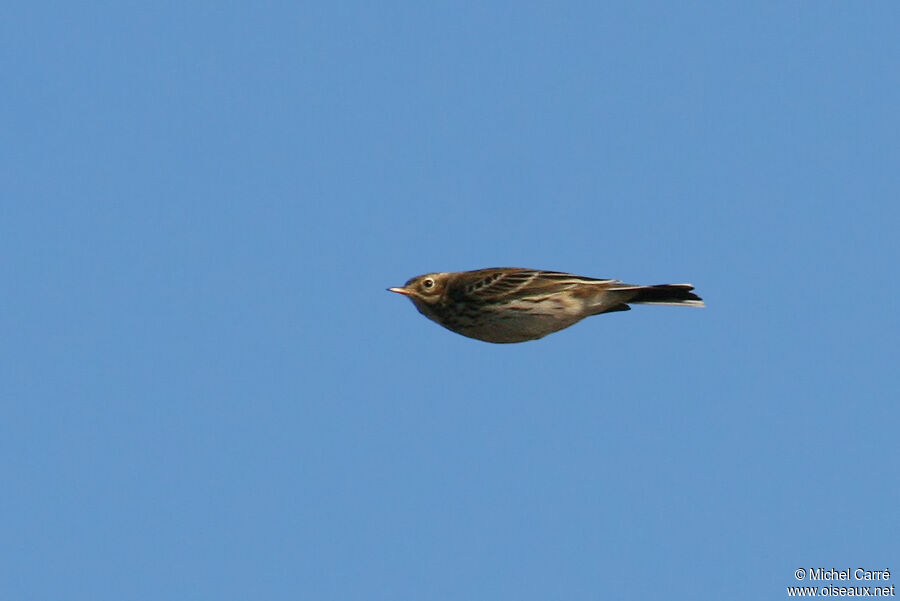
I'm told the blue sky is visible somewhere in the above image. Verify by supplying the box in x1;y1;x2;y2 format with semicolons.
2;2;898;600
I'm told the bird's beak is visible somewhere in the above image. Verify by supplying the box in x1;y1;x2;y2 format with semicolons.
388;287;411;296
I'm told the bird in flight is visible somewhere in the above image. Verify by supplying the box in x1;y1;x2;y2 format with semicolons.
389;267;704;343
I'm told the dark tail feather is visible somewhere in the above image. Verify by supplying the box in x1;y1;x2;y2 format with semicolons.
627;284;705;307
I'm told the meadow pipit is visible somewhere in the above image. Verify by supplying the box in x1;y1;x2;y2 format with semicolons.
388;267;704;343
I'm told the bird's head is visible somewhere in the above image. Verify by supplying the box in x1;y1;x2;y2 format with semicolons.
388;272;449;308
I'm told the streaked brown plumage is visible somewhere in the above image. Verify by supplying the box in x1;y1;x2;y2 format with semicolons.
388;267;704;343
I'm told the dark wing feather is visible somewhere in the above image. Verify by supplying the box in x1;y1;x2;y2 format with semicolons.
459;268;619;301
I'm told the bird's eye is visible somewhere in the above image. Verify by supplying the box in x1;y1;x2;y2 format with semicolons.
422;278;435;289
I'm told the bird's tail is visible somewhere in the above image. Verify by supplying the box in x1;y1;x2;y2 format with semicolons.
620;284;705;307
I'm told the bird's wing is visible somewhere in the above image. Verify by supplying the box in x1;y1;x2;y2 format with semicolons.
461;269;619;301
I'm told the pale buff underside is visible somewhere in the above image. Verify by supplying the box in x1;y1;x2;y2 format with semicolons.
421;293;608;343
